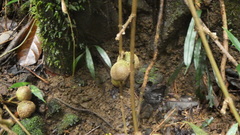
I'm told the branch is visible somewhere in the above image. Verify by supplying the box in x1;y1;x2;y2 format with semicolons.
219;0;229;84
115;14;135;40
201;21;238;66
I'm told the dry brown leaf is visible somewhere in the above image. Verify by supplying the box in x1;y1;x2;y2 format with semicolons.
0;30;17;45
17;22;42;66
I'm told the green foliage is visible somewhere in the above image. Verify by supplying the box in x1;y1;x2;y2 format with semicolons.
6;0;18;6
9;82;30;89
74;45;112;79
9;82;45;103
237;64;240;76
185;121;238;135
184;10;202;73
95;45;112;68
30;0;86;74
194;38;202;70
223;28;240;51
200;117;214;128
56;113;79;134
184;121;208;135
223;28;240;76
136;66;162;85
11;115;45;135
206;70;214;108
29;85;46;103
86;46;95;78
167;63;184;85
46;99;61;118
226;123;238;135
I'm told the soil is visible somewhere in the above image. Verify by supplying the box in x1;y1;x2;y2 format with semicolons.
1;1;240;135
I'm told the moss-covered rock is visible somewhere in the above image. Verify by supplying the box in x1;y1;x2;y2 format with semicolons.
11;115;45;135
30;0;86;75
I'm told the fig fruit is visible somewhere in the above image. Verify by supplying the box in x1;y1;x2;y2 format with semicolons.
16;86;32;101
110;60;130;81
17;101;36;118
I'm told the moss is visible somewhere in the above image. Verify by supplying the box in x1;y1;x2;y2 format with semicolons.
11;115;45;135
46;98;61;118
30;0;86;74
56;113;79;134
136;66;163;85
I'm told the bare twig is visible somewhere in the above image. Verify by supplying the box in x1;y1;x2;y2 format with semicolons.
115;14;135;41
219;0;229;84
151;108;176;133
23;66;49;84
3;105;31;135
137;0;164;118
201;21;238;66
0;123;17;135
85;125;100;135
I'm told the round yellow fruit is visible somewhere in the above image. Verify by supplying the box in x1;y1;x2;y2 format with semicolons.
16;86;32;101
17;101;36;118
110;60;130;81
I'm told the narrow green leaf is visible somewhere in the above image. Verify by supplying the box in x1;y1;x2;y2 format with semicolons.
30;85;46;103
86;47;95;78
226;123;238;135
73;52;85;74
194;38;202;70
95;45;112;68
9;82;30;89
167;62;184;85
184;17;196;70
201;117;214;128
206;68;215;108
184;121;209;135
184;10;202;73
6;0;18;6
223;28;240;51
236;64;240;76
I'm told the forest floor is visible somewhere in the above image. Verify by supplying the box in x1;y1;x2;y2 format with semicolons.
1;34;240;135
1;1;240;134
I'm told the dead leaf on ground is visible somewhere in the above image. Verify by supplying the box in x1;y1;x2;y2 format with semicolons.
0;30;17;45
17;22;42;66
